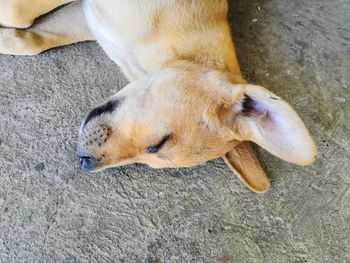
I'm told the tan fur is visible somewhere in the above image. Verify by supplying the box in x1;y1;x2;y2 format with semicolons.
0;0;74;28
0;0;94;55
0;0;317;192
224;142;270;193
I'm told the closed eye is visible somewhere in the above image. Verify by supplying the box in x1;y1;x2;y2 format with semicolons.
146;135;171;153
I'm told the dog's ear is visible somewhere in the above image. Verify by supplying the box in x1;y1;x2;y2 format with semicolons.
221;84;317;165
223;141;270;193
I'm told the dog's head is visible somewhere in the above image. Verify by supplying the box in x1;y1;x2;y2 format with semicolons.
77;67;316;190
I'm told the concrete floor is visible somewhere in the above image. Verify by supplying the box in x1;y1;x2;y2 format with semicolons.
0;0;349;262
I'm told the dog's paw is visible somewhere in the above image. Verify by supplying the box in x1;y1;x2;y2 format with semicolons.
0;28;47;55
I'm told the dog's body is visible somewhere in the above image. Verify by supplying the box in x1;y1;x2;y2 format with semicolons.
0;0;317;193
84;0;243;81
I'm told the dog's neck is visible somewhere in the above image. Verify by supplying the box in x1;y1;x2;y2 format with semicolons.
158;32;246;84
159;33;248;85
162;58;246;85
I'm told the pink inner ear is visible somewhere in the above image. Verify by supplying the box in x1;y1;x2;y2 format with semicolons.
243;95;292;138
242;95;268;118
240;93;316;165
242;95;285;129
234;84;316;165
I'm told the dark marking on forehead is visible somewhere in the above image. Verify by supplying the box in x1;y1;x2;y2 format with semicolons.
84;99;122;127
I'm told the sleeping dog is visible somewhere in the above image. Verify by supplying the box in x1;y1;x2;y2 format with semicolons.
0;0;317;192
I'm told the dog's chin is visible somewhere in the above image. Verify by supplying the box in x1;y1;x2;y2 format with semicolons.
81;164;116;173
146;160;207;169
81;159;208;173
85;160;137;172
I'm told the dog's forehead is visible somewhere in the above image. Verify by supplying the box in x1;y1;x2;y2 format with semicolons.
80;73;212;141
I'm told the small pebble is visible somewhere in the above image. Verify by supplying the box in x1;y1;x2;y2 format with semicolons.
335;97;345;102
35;163;45;171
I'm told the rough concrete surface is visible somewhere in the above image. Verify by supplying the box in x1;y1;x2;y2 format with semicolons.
0;0;349;262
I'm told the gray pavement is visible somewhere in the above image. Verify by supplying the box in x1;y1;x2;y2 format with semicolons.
0;0;349;262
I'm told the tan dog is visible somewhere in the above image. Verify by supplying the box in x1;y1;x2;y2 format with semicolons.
0;0;317;193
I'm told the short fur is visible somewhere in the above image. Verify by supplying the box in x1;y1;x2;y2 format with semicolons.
0;0;317;192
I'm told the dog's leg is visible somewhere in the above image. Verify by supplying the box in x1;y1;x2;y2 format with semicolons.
0;1;94;55
0;0;75;29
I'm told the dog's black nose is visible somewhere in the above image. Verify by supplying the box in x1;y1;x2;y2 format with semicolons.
79;155;96;172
